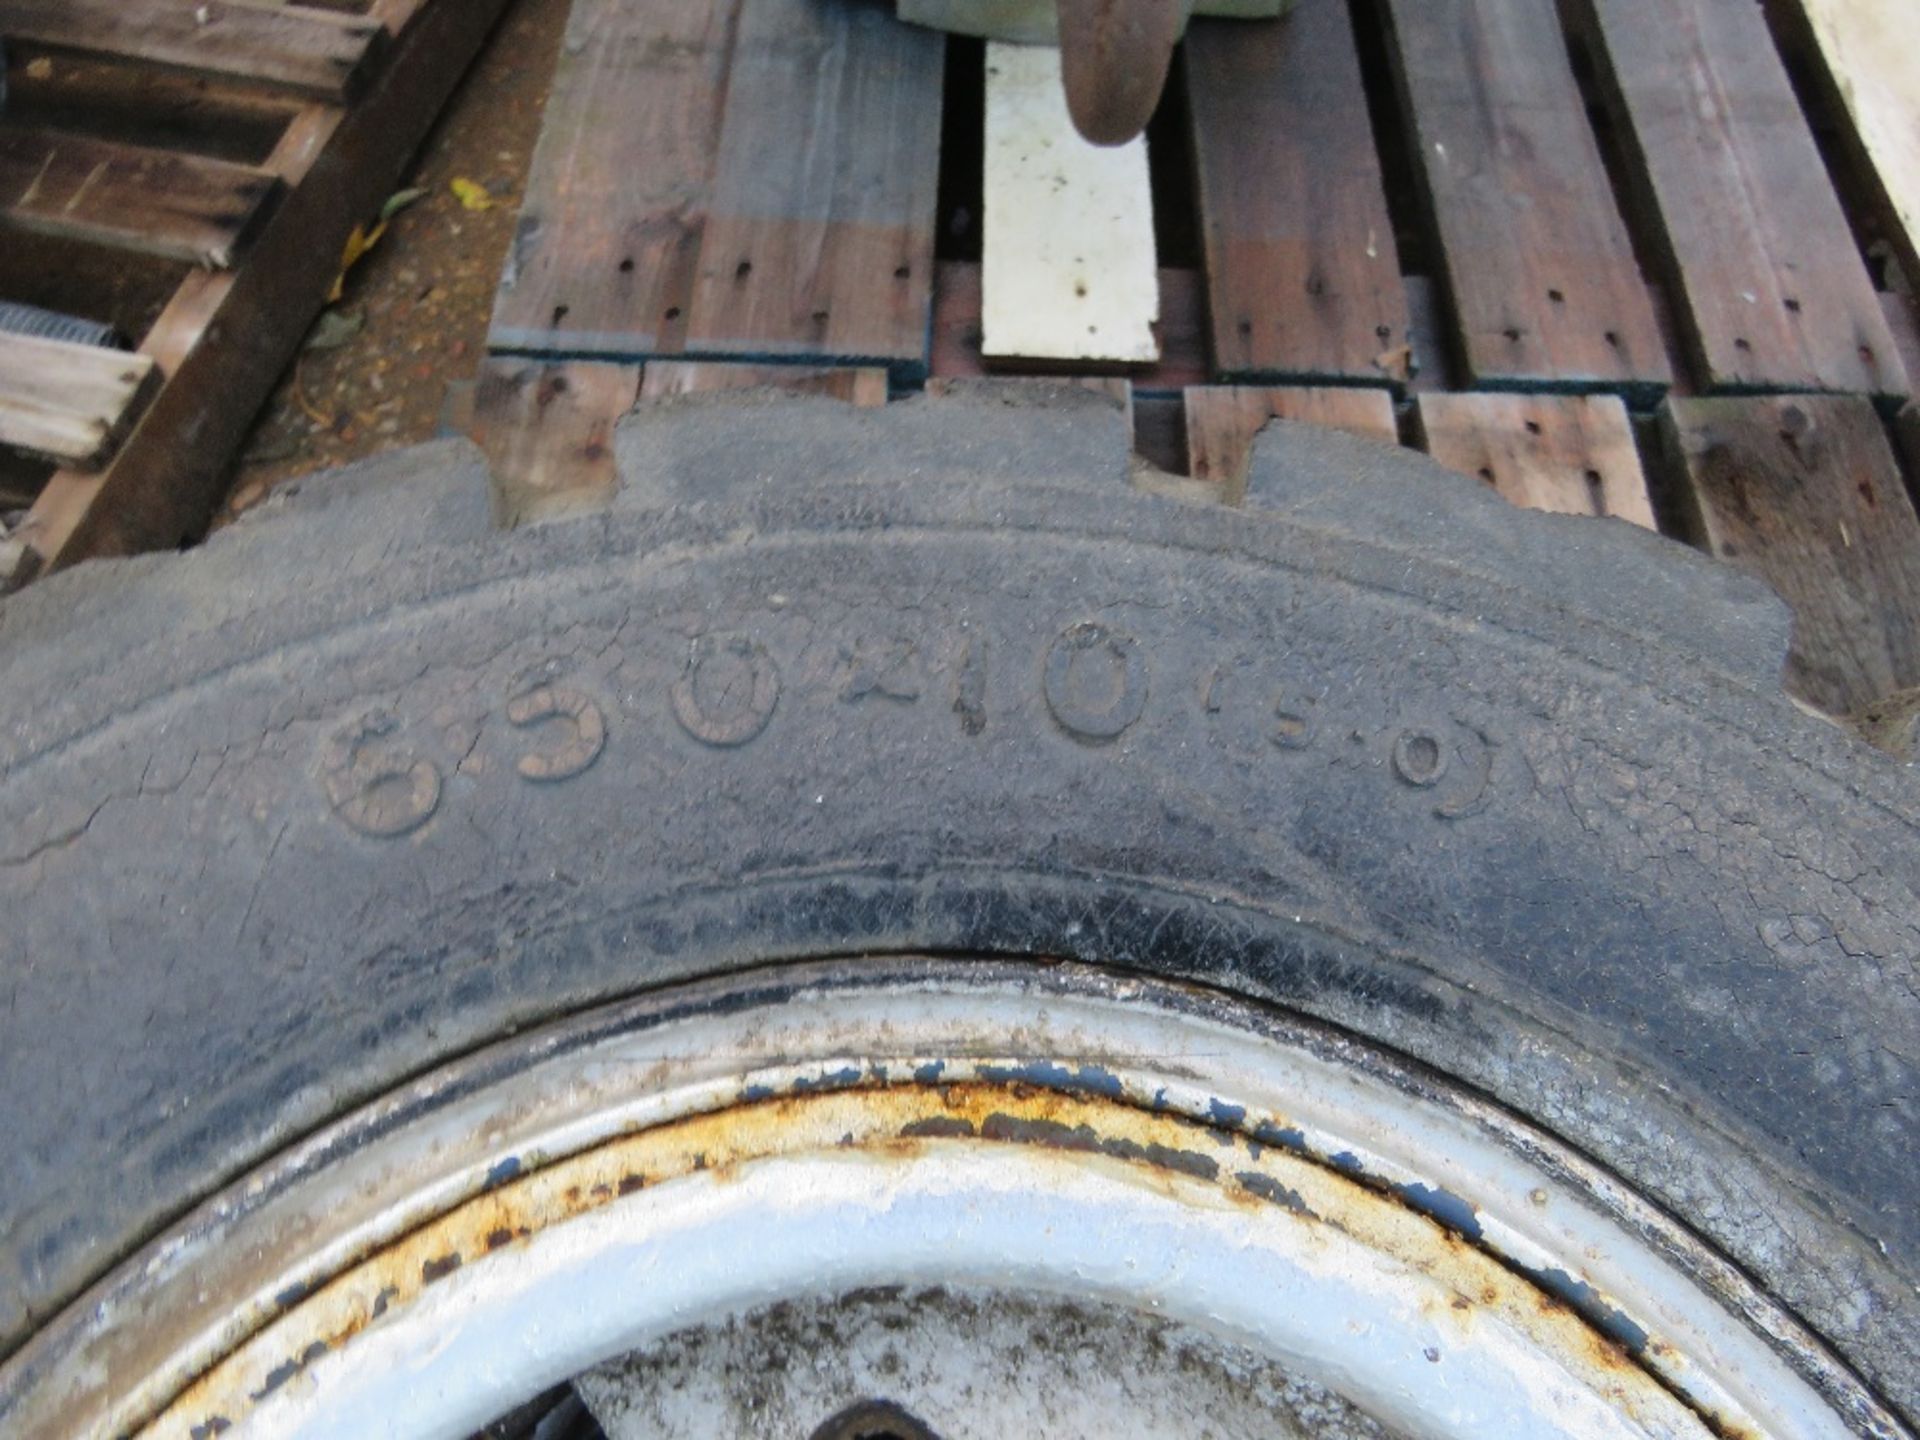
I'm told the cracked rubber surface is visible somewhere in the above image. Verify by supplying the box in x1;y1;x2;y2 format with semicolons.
0;387;1915;1425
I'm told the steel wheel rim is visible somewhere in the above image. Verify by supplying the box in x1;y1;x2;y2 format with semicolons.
0;959;1899;1439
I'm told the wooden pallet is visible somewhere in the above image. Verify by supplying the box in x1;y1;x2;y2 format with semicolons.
0;0;509;583
470;0;1920;721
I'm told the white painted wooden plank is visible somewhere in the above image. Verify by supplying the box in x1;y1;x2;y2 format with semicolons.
1796;0;1920;282
900;1;1289;44
982;41;1160;364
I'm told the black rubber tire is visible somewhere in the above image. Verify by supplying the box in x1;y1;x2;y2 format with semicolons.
1;387;1915;1424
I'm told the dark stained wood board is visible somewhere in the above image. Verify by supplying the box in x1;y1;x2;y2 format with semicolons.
17;0;511;570
684;0;944;373
0;0;388;101
1184;2;1408;386
1186;386;1398;502
1415;392;1655;528
0;126;279;268
490;0;943;379
1377;0;1670;400
1569;0;1908;400
487;0;740;361
1661;394;1920;713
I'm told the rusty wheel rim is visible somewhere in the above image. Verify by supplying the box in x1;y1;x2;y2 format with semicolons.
0;960;1895;1439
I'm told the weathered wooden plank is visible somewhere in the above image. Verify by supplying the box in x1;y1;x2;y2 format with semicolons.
1415;393;1655;529
0;126;278;267
1662;395;1920;713
1185;386;1398;501
685;2;944;373
0;331;157;469
0;0;387;100
1185;3;1407;385
469;359;640;525
487;0;738;359
1781;0;1920;298
931;261;1206;390
897;0;1288;43
1571;0;1907;399
17;0;511;570
1380;0;1669;398
642;361;889;407
980;41;1158;365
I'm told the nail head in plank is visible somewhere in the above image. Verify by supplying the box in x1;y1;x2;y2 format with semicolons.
470;359;641;525
643;361;889;408
487;0;740;360
1786;0;1920;298
0;0;388;101
684;1;944;374
1186;385;1399;503
19;0;510;569
1662;394;1920;713
1572;0;1907;399
1185;4;1408;385
981;41;1159;365
0;331;158;469
1380;0;1670;398
1415;392;1656;529
0;126;279;267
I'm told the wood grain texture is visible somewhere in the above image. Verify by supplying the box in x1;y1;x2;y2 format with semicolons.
1186;385;1398;501
0;126;278;267
643;361;888;406
1572;0;1907;399
980;41;1157;364
0;0;387;99
930;261;1207;390
470;359;640;523
686;0;944;372
1415;393;1656;528
0;331;157;468
1784;0;1920;297
1662;395;1920;712
18;0;510;570
1380;0;1669;398
1185;3;1407;385
488;0;740;359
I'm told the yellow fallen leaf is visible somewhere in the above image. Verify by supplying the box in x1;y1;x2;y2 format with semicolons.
450;177;496;212
328;219;390;303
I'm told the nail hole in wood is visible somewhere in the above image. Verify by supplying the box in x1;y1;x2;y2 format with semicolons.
619;257;635;273
551;305;569;326
1783;297;1800;312
735;260;753;280
1524;420;1542;435
1548;288;1565;304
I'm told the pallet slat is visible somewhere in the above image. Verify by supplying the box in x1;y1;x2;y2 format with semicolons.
1778;0;1920;309
1185;385;1398;501
980;41;1157;365
643;361;889;406
931;261;1208;391
0;0;388;101
17;0;509;569
1661;395;1920;713
488;0;738;360
1185;3;1408;385
1572;0;1907;399
470;359;641;525
687;2;944;372
0;126;278;268
1415;393;1655;529
0;331;157;469
1380;0;1669;399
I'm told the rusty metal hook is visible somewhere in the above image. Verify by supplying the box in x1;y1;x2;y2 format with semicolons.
1054;0;1189;146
